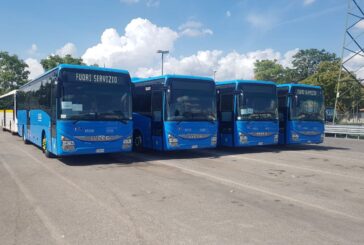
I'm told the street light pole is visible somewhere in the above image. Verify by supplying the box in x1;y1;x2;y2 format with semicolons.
213;70;217;80
157;50;169;75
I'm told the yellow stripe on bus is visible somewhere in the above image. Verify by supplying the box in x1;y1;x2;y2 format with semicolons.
5;110;14;113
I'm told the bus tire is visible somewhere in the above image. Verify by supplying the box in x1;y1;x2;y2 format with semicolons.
42;132;54;158
133;131;143;152
23;127;30;144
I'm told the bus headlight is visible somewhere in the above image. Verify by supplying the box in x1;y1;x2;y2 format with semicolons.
239;133;248;144
274;134;279;143
61;135;75;151
168;134;178;146
291;132;300;141
122;136;132;149
211;135;217;145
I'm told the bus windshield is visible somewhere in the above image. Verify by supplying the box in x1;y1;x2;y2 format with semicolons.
166;78;216;121
238;84;278;121
290;87;324;121
59;70;132;121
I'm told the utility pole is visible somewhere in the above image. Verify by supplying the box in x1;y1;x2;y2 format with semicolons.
157;50;169;75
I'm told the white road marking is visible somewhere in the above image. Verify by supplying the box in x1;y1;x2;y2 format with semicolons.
202;150;364;182
135;154;364;223
10;143;145;243
0;156;68;245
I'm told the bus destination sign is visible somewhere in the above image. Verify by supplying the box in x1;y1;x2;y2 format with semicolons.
295;89;320;96
74;73;119;84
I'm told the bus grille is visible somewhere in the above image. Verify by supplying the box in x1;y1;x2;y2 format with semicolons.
178;134;210;139
74;135;122;142
297;131;321;136
248;132;274;137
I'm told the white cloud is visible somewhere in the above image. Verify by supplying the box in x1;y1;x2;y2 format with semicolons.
82;18;178;70
343;52;364;82
25;58;44;80
27;44;38;56
303;0;316;6
246;13;276;30
281;48;299;68
146;0;159;7
120;0;139;4
81;18;297;81
178;20;213;37
135;48;297;81
226;11;231;17
355;20;364;30
55;42;77;57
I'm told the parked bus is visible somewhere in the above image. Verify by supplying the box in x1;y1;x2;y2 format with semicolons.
132;75;217;151
0;90;18;134
277;84;324;145
216;80;279;147
17;64;133;157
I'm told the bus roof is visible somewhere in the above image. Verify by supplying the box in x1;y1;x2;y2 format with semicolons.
58;64;129;75
216;80;276;86
131;74;214;84
277;83;322;89
19;64;130;89
0;89;17;98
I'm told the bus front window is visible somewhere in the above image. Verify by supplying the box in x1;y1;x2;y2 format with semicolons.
238;84;278;121
166;79;216;122
60;81;131;121
290;88;324;121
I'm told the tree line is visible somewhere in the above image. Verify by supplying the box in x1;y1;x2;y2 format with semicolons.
254;49;364;113
1;49;363;112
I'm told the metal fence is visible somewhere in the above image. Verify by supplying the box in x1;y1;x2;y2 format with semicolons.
333;112;364;125
325;124;364;139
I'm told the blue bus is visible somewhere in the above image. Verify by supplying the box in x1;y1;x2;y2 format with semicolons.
132;75;217;151
277;84;325;145
216;80;279;147
17;64;133;157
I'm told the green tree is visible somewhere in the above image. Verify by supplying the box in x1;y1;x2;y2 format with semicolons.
301;61;363;112
0;51;29;93
40;54;84;71
291;49;339;82
254;59;287;83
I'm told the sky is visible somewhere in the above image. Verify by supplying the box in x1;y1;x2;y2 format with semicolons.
0;0;353;80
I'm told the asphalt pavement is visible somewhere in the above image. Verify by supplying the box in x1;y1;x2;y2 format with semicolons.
0;131;363;245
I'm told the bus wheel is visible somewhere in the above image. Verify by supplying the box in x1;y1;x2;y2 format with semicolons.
133;131;143;152
23;127;29;144
42;133;53;158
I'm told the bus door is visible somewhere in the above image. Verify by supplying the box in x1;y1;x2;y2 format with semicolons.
277;87;289;144
151;90;163;149
218;91;235;145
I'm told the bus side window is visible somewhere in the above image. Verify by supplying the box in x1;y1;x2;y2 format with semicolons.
133;86;151;117
220;93;234;122
152;92;162;122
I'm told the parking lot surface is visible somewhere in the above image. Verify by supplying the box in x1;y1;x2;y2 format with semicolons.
0;131;363;245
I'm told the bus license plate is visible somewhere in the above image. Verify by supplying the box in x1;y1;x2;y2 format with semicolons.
96;148;105;153
192;145;198;149
258;142;264;145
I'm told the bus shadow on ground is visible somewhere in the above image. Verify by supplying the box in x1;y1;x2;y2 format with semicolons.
58;144;350;167
59;153;138;167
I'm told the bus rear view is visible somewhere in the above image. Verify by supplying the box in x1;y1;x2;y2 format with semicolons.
216;80;279;147
17;64;133;157
132;75;217;151
277;84;324;145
